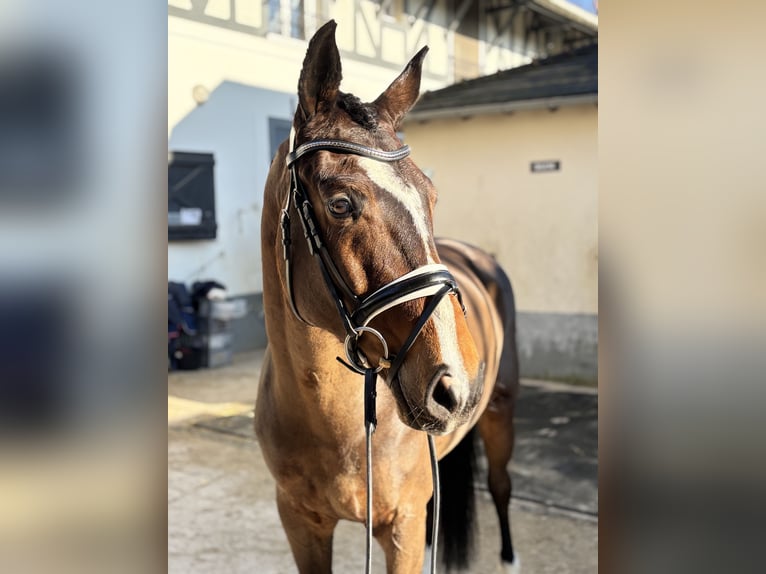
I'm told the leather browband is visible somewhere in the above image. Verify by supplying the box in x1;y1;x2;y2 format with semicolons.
287;139;411;167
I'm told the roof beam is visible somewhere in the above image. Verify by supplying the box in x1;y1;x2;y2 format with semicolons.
449;0;475;31
486;1;528;15
488;5;520;50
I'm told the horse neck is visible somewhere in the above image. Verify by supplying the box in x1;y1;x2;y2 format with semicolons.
260;152;364;428
267;310;365;435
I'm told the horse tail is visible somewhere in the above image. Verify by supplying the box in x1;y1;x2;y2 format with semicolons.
428;427;478;570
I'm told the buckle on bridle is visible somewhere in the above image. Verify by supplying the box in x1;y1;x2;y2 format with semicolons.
280;210;291;261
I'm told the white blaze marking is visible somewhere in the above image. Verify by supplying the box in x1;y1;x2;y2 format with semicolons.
357;158;434;264
357;158;468;386
431;298;470;396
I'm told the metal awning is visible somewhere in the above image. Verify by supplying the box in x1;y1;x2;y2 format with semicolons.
486;0;598;37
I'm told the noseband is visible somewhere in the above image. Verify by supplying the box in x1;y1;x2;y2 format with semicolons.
281;134;463;573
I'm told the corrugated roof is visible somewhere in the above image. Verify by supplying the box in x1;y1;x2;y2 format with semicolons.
409;43;597;119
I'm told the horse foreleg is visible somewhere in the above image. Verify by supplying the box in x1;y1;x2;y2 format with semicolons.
276;488;337;574
374;506;427;574
478;401;518;572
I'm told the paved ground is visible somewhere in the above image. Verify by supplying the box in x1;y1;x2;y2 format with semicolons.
169;351;597;573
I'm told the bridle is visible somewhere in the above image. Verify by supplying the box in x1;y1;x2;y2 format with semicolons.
281;132;465;573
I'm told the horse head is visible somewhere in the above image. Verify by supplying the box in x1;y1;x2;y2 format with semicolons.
284;21;483;435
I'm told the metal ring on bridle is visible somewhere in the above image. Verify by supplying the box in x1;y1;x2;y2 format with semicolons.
344;326;390;373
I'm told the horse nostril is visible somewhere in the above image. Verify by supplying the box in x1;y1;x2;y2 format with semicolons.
431;374;459;414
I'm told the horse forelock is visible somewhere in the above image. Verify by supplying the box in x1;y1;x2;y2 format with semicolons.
337;92;378;130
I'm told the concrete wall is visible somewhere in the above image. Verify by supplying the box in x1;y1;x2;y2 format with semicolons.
403;104;598;382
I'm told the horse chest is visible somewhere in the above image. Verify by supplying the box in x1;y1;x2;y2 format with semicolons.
273;444;384;521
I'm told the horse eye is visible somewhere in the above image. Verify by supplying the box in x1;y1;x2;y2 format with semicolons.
328;197;353;218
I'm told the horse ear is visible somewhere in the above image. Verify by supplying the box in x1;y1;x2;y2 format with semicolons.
374;46;429;130
296;20;342;123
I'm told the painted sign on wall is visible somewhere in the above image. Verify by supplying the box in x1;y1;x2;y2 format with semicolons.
530;160;561;173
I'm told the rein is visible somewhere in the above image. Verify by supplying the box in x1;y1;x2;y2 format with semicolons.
281;135;463;573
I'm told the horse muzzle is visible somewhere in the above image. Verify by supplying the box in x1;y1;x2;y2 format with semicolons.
427;369;469;420
388;363;483;435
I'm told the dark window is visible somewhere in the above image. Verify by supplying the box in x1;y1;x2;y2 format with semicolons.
0;50;80;201
269;118;292;161
168;152;217;241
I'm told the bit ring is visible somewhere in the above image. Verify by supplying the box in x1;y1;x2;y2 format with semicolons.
344;326;390;373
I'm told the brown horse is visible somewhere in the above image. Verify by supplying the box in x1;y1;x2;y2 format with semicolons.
255;21;519;573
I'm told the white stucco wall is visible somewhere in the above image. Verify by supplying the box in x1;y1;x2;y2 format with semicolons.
403;104;598;315
168;82;294;296
168;16;450;136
